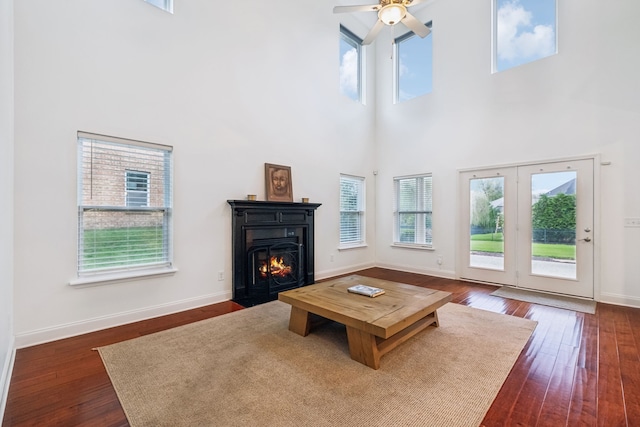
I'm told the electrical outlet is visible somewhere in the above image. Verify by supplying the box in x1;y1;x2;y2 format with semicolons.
218;271;225;281
436;256;443;265
330;254;335;262
624;218;640;227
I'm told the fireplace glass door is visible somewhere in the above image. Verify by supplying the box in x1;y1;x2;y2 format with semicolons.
247;240;303;296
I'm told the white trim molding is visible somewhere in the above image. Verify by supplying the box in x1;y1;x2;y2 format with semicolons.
14;291;231;349
1;337;16;426
315;262;376;281
375;262;456;281
599;292;640;309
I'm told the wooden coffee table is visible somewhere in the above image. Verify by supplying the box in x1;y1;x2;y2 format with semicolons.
278;275;452;369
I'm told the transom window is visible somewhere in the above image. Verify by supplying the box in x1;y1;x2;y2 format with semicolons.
77;132;173;275
340;174;365;247
493;0;557;72
394;174;433;246
394;23;433;103
339;25;363;103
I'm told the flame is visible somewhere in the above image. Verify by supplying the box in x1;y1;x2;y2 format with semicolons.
259;256;292;278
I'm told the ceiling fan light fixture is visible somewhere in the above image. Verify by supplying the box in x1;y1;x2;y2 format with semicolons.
378;3;406;26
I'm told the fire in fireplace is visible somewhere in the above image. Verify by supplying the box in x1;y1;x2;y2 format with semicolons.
228;200;321;306
248;239;302;294
260;256;292;278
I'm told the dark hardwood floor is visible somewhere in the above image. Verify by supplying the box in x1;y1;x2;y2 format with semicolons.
3;267;640;426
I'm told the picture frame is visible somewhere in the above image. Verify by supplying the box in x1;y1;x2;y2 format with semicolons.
265;163;293;202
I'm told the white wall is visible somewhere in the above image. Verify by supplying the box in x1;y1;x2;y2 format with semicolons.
12;0;640;350
12;0;377;346
0;0;15;415
373;0;640;307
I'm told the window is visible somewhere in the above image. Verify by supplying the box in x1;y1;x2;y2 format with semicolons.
340;174;365;247
126;171;150;207
77;132;173;276
339;25;362;103
394;174;433;246
394;23;432;103
493;0;557;72
144;0;173;13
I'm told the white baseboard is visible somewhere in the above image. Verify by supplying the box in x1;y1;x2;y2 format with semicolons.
316;262;456;282
14;291;232;349
1;337;16;426
315;262;376;281
374;262;457;280
599;292;640;309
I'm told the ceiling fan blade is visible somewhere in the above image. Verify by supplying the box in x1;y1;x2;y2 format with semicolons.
401;12;431;38
362;19;386;45
333;4;381;14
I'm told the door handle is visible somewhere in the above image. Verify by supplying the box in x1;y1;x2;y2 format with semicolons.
579;237;592;242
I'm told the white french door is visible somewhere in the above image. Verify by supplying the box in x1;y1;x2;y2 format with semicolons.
458;159;594;298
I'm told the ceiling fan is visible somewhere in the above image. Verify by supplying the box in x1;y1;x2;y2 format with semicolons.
334;0;431;45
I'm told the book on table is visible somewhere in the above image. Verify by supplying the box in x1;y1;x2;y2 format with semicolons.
347;284;386;298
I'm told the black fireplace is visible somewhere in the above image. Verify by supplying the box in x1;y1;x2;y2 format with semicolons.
228;200;321;306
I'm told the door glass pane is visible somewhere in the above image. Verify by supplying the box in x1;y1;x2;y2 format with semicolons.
530;171;577;279
469;177;505;270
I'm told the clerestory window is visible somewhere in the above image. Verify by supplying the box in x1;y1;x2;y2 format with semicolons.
339;25;363;103
493;0;557;72
144;0;173;13
394;22;433;103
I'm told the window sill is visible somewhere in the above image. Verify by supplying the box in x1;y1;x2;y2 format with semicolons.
69;266;178;287
391;243;435;251
338;243;368;251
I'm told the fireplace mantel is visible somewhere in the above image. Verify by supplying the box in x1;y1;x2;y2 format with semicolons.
227;200;321;306
228;199;322;213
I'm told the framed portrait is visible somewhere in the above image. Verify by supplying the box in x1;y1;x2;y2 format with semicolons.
265;163;293;202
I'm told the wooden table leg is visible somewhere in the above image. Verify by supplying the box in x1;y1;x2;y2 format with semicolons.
346;310;441;370
288;306;311;336
433;309;440;327
346;326;380;370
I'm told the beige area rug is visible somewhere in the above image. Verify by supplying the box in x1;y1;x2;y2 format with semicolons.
490;286;597;314
98;301;537;427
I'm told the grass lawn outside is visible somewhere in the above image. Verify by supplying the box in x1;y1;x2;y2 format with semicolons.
471;232;576;260
82;227;165;269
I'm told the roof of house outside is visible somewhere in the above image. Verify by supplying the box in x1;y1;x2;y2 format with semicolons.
489;178;576;212
545;178;576;196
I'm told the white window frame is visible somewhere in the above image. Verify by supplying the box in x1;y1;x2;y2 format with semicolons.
72;132;175;285
393;174;433;248
393;22;433;104
339;25;363;103
340;174;366;248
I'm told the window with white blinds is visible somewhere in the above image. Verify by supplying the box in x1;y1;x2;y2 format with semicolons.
394;174;433;246
77;132;173;275
340;174;365;247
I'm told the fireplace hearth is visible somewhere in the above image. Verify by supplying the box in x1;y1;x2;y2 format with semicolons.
228;200;321;306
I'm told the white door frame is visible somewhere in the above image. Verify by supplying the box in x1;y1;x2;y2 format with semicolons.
457;167;517;286
456;155;601;300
